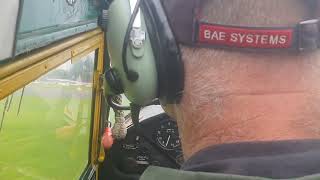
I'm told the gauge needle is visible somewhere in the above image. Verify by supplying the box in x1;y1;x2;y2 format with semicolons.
165;135;171;147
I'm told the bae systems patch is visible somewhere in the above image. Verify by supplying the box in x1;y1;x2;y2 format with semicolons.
197;22;294;49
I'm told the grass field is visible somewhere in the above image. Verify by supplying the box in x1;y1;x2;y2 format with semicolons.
0;83;92;180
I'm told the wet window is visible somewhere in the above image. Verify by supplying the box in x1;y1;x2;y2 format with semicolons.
0;52;95;179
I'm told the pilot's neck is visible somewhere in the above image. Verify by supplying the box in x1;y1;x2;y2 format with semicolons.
176;92;320;160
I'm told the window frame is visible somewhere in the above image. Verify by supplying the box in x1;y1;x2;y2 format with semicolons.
0;28;105;180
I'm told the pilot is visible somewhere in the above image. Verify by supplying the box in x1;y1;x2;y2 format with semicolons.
142;0;320;179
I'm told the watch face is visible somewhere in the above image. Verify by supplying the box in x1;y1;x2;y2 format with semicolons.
66;0;77;6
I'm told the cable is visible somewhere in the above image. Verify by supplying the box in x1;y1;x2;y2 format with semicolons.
107;96;131;111
145;99;160;106
107;95;160;111
122;0;141;82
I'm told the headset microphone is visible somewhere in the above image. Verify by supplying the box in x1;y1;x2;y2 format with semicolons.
104;0;184;106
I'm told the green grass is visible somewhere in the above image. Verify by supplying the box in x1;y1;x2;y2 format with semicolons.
0;84;92;180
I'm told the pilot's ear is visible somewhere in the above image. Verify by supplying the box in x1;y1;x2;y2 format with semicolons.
161;104;178;121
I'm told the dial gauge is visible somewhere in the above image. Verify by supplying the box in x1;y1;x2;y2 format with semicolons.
156;121;181;150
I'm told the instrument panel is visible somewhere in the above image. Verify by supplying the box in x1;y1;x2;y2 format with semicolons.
155;121;181;150
101;113;183;179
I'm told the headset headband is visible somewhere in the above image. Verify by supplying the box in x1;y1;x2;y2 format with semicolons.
162;0;320;52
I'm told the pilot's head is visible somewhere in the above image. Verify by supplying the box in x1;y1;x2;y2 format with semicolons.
164;0;320;159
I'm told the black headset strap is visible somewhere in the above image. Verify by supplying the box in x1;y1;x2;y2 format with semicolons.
161;0;199;46
161;0;320;52
188;19;320;52
141;0;184;104
296;19;320;51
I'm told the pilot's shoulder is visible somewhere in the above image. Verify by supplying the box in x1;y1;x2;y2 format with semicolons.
140;166;269;180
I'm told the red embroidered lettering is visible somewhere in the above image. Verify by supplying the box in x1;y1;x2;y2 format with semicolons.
198;23;293;49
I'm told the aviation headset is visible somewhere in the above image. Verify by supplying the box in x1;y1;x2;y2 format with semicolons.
104;0;320;106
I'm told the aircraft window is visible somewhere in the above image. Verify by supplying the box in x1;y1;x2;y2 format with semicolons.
0;52;95;179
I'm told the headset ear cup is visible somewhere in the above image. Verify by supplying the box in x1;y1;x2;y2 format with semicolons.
104;68;124;95
106;0;159;105
141;0;184;104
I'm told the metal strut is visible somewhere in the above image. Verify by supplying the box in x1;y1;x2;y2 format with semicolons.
17;87;25;116
0;97;10;133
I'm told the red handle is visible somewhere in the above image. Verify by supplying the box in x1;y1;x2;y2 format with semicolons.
102;127;114;149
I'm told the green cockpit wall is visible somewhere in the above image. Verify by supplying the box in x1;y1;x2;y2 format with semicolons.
0;0;100;62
